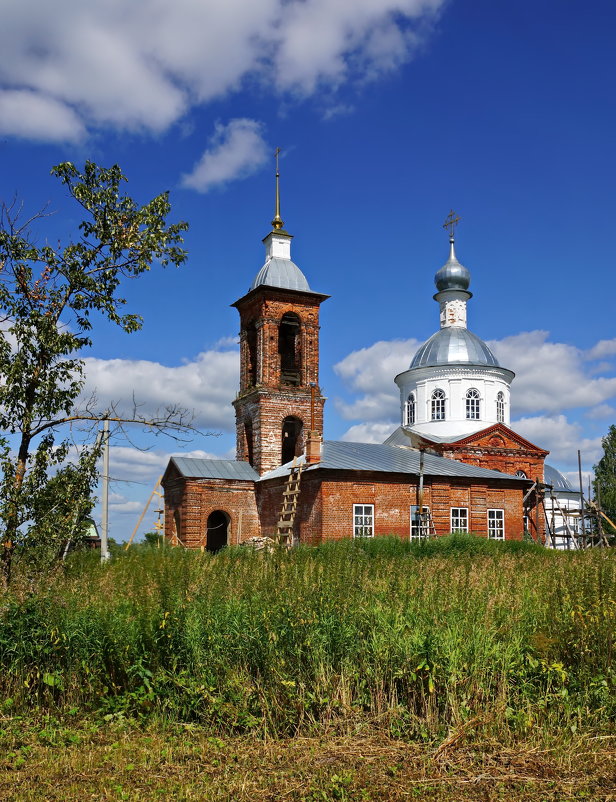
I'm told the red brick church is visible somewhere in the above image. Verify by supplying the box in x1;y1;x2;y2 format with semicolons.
163;191;548;549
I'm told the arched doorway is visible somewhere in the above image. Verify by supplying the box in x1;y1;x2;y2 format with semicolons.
206;510;229;553
281;416;303;464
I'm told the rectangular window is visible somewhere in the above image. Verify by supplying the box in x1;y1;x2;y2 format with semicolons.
450;507;468;533
353;504;374;538
488;509;505;540
410;505;430;539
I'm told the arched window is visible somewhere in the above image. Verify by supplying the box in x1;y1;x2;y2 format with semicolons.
404;392;416;426
431;389;446;421
466;388;480;420
496;391;505;423
515;470;527;478
281;416;303;464
279;313;301;386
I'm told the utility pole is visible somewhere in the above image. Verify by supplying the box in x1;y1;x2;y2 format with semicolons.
101;417;111;562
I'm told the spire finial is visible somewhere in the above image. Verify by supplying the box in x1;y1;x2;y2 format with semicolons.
271;147;284;231
443;209;461;242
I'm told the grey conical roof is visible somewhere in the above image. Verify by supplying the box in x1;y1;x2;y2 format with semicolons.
250;257;312;292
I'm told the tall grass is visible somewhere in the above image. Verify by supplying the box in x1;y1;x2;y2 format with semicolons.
0;536;613;740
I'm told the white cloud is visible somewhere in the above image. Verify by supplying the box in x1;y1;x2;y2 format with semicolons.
585;339;616;360
488;331;616;415
181;119;269;192
82;342;239;431
273;0;441;94
333;338;418;421
512;414;602;466
562;470;593;492
0;0;445;142
586;404;616;420
105;444;233;485
109;498;143;515
341;421;397;443
0;89;86;142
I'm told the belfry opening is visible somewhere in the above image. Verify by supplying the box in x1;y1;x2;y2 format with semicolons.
279;312;301;385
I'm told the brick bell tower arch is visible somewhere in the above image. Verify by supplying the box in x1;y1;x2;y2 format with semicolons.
232;160;329;475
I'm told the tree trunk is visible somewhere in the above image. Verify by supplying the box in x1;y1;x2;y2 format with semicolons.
1;438;30;589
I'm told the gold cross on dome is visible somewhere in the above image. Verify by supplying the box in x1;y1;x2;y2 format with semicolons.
443;209;461;238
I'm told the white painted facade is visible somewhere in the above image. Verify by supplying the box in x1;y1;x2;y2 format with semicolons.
397;364;513;438
264;230;292;260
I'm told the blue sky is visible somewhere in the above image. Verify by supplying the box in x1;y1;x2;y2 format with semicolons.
1;0;615;540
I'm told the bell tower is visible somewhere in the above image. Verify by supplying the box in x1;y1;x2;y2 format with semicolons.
232;152;329;475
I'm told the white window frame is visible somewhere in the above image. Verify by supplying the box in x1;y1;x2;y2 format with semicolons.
353;504;374;538
496;391;505;423
466;388;481;420
487;509;505;540
450;507;468;533
405;393;416;426
410;505;430;540
431;389;446;421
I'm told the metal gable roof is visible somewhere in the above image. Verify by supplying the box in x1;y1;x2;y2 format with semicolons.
170;457;259;481
259;440;529;483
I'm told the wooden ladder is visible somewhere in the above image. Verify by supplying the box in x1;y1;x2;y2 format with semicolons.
275;459;304;546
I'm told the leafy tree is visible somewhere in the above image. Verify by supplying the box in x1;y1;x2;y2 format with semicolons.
0;162;189;585
593;424;616;530
142;531;166;547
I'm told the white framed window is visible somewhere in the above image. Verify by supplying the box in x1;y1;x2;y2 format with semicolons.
466;388;480;420
450;507;468;533
405;393;416;426
496;391;505;423
488;509;505;540
353;504;374;538
431;389;446;421
515;470;527;478
410;505;430;539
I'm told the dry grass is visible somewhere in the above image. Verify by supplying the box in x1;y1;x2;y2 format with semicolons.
1;717;614;801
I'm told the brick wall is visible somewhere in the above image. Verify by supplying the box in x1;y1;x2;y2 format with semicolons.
232;286;327;475
256;469;527;545
233;388;324;475
164;466;528;550
317;472;525;542
163;472;261;548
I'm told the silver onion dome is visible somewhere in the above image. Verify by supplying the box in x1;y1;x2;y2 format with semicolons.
410;327;500;369
544;464;576;492
250;257;312;292
434;239;471;292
